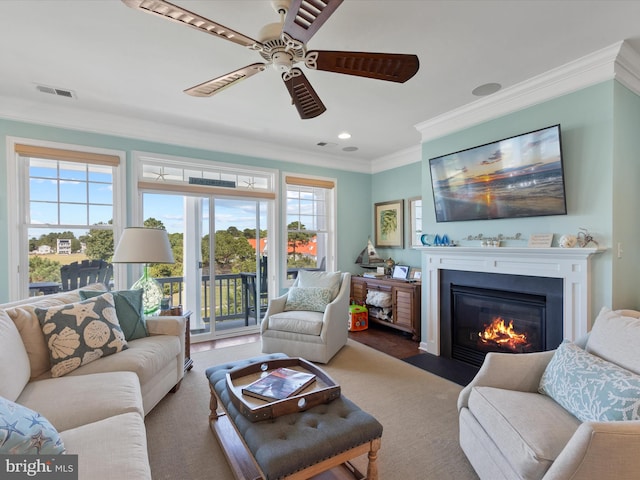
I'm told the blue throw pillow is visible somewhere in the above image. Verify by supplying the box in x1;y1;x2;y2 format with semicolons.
80;289;148;341
0;396;65;454
539;340;640;422
36;293;128;377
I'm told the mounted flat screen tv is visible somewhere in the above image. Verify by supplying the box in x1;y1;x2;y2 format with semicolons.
429;124;567;222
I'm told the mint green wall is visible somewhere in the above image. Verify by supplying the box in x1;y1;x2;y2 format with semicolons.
419;80;640;315
612;82;640;308
371;161;422;270
0;119;371;302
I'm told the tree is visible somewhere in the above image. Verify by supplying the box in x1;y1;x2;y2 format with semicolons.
84;223;114;261
144;218;165;229
29;256;61;282
214;231;255;273
287;221;313;263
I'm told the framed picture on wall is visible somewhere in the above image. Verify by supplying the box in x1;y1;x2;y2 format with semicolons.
408;196;422;247
374;200;404;248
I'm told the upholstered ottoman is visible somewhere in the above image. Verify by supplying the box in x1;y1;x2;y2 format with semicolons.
205;353;383;480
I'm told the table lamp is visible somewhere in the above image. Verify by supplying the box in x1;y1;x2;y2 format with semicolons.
112;227;175;315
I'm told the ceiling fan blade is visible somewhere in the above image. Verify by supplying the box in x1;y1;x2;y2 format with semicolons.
184;64;266;97
282;68;326;119
122;0;262;49
306;51;419;83
283;0;344;45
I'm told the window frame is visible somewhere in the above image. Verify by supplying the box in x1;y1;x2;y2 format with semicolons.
283;173;337;287
6;136;126;300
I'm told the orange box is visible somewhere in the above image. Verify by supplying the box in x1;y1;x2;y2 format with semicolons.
348;304;368;331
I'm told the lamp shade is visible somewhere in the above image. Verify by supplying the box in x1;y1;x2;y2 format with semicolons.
112;227;175;264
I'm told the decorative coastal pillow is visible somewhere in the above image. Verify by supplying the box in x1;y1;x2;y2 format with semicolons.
539;340;640;422
36;293;128;378
0;396;65;454
284;287;333;312
296;270;341;301
80;289;147;341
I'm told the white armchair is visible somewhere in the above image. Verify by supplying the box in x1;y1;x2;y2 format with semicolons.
260;272;351;363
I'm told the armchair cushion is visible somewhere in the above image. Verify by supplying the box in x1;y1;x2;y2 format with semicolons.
539;340;640;422
36;293;128;378
80;289;148;341
267;311;324;336
296;270;341;300
284;287;333;312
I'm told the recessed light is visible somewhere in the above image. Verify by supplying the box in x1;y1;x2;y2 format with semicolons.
338;132;351;140
472;83;502;96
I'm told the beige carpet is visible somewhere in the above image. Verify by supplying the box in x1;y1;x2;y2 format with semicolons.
145;339;479;480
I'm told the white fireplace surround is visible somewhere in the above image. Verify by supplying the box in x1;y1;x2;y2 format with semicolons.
417;246;602;356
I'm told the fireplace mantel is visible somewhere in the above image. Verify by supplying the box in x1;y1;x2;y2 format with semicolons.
416;246;603;355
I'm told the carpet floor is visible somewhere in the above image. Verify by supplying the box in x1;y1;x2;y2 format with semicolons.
145;339;479;480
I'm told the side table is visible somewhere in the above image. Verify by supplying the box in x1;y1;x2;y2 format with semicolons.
157;309;193;372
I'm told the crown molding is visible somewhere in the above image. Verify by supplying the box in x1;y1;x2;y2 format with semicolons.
0;96;372;174
415;41;639;143
370;144;421;174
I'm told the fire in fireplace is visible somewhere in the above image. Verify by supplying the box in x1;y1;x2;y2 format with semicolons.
440;270;563;368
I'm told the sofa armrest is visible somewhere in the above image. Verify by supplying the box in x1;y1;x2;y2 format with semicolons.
146;315;186;337
543;420;640;480
458;350;555;411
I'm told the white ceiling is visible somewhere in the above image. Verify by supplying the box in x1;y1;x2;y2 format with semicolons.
2;1;640;169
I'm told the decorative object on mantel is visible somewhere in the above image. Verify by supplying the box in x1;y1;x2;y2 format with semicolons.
481;239;501;247
528;233;554;248
420;234;456;246
559;234;578;248
577;228;598;248
464;233;523;244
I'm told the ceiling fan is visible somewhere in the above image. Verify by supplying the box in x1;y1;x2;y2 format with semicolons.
122;0;420;119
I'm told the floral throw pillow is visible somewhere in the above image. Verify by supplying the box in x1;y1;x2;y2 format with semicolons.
36;293;128;378
284;287;333;312
0;396;65;454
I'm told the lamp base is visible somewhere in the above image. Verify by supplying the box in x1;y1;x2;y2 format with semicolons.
132;265;163;315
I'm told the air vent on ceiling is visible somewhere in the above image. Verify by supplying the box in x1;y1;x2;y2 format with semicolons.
316;141;338;148
36;84;76;99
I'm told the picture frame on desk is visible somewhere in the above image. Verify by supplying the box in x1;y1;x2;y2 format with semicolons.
392;264;410;280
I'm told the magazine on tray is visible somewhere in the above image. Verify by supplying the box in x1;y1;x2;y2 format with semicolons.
241;367;317;402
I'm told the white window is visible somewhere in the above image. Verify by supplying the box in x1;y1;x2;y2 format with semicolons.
7;139;125;299
285;175;336;283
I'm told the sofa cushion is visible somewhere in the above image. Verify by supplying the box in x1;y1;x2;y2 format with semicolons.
0;310;31;401
80;289;148;341
267;311;324;336
17;371;143;432
296;270;341;300
586;307;640;375
284;287;333;313
36;293;128;377
539;340;640;422
62;334;181;386
60;412;151;480
469;386;580;479
0;395;65;454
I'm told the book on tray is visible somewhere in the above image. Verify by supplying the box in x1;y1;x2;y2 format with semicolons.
241;367;317;402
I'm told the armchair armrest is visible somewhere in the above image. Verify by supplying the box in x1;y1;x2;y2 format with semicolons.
146;315;186;337
458;349;555;411
543;420;640;480
260;292;288;333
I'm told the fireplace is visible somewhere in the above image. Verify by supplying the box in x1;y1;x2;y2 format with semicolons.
419;246;601;358
439;270;563;367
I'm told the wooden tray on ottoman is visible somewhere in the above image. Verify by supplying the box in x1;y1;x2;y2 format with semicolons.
226;357;341;422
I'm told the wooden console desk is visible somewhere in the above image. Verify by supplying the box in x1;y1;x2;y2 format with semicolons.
350;276;421;341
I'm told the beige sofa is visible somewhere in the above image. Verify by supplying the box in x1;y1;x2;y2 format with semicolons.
0;284;186;480
458;307;640;480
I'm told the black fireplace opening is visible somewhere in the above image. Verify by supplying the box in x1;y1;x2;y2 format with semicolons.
440;270;563;368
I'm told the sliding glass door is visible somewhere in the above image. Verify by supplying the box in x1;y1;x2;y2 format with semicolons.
142;192;271;342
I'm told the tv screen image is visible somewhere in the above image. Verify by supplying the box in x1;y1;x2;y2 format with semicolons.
429;125;567;222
